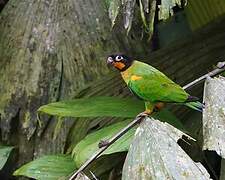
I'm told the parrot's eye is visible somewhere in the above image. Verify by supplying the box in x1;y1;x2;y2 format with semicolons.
115;55;123;61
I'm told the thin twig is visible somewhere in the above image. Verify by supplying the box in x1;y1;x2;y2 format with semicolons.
69;61;225;180
183;61;225;90
68;116;145;180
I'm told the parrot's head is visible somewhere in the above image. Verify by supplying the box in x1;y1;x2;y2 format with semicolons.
107;54;133;71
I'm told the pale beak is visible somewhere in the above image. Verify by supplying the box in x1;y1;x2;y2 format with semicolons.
107;57;114;68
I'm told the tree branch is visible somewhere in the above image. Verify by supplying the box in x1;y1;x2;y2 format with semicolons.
69;61;225;180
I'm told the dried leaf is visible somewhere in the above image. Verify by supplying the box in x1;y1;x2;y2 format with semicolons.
203;76;225;158
108;0;121;27
158;0;183;20
122;118;210;180
122;0;136;32
143;0;150;13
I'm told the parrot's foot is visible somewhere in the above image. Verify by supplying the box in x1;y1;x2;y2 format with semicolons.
136;110;152;118
98;139;110;148
136;112;149;118
136;109;153;123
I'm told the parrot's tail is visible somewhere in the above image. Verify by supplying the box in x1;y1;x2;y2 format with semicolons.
185;101;204;112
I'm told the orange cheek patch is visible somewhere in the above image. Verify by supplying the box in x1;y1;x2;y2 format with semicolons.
114;62;125;70
131;75;142;81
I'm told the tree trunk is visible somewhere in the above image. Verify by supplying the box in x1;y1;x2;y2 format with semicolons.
0;0;149;175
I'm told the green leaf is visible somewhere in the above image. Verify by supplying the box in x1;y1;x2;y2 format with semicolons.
38;97;145;118
71;111;184;168
0;146;14;170
72;119;136;167
38;96;185;130
13;155;76;180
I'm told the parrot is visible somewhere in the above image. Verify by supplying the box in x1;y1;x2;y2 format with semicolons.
106;54;203;116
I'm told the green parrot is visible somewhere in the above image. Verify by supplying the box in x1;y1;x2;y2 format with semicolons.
107;54;203;116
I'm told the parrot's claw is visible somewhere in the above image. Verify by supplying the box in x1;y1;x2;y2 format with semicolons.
98;139;110;148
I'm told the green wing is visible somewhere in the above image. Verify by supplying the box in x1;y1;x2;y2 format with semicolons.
127;61;189;103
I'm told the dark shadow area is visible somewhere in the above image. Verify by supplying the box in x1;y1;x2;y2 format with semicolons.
0;0;9;12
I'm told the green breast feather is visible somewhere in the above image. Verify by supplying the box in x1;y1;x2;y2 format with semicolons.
122;61;189;103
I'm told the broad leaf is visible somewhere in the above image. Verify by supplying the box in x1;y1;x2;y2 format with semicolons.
38;96;184;130
122;118;210;180
185;0;225;31
38;97;145;118
0;146;14;170
72;119;136;167
14;155;76;180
